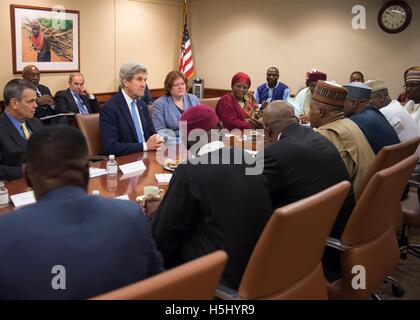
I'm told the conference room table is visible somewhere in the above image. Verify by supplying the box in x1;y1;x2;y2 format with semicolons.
0;132;264;215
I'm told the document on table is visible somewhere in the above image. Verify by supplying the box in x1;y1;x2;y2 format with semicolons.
155;174;173;183
114;194;130;201
10;191;36;208
89;168;107;178
119;161;147;175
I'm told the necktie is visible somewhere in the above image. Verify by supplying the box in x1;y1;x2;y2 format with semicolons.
130;100;144;143
75;94;89;114
21;122;31;140
35;87;41;98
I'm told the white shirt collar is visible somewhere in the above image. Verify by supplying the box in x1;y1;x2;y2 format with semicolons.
197;141;225;157
121;88;136;106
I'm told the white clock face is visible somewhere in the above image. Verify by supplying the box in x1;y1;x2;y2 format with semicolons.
382;5;407;29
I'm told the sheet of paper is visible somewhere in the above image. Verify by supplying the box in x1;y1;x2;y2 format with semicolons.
114;194;130;201
155;173;173;184
10;191;36;208
119;161;147;175
89;168;107;178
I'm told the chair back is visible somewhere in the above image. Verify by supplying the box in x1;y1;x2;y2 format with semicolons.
358;137;420;195
200;97;221;110
331;155;418;299
75;113;103;157
238;181;351;300
91;251;228;300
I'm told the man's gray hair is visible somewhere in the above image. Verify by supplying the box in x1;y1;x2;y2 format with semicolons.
69;72;84;82
119;63;147;88
3;79;35;106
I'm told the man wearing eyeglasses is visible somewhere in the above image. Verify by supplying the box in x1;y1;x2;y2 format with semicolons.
366;79;419;157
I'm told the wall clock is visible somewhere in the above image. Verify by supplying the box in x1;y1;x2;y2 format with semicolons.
378;1;412;34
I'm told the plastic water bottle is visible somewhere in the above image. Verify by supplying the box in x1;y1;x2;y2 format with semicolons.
106;155;118;176
0;181;9;207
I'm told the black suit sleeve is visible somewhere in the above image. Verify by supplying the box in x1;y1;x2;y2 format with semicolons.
151;167;199;268
0;142;22;181
261;147;289;209
54;91;72;114
85;96;101;114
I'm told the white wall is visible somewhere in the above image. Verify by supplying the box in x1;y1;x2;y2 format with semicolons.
190;0;419;97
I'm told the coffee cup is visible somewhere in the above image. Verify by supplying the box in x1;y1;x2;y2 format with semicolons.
143;186;164;199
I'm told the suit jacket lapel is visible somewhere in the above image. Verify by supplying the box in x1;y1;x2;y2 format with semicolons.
0;113;27;148
137;100;149;138
66;88;80;114
117;92;138;142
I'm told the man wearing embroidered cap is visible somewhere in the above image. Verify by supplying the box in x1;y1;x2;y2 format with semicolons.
343;82;400;154
290;70;327;117
367;79;420;157
309;81;375;198
404;68;420;125
144;105;272;290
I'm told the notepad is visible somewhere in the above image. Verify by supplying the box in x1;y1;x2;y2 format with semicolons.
89;168;107;178
10;191;36;208
155;174;173;183
119;161;147;175
114;194;130;201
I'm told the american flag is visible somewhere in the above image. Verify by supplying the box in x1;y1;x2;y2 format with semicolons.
179;0;194;79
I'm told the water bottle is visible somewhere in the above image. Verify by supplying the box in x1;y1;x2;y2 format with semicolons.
0;181;9;207
106;155;118;176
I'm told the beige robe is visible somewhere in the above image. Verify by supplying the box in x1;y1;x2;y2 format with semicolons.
317;118;375;198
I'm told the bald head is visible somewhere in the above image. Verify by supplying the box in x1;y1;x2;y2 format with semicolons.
263;101;298;143
22;65;40;86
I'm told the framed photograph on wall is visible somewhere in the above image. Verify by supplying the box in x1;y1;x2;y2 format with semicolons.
10;4;80;73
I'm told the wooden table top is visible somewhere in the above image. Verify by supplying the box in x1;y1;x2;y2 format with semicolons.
0;134;264;215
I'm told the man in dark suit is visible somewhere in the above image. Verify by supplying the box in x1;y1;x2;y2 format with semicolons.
143;105;273;290
100;63;163;156
54;73;101;115
22;65;56;120
261;101;355;281
0;126;163;299
0;79;43;180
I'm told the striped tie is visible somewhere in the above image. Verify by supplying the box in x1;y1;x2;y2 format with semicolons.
21;122;31;140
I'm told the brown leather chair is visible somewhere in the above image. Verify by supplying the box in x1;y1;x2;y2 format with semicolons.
200;97;220;110
357;137;420;232
326;155;418;300
91;251;227;300
75;114;105;160
400;180;420;259
358;137;420;198
216;181;351;300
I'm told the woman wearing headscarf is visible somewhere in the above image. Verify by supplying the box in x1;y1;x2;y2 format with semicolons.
216;72;261;130
152;71;200;143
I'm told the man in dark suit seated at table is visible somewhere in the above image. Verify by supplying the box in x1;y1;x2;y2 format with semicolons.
0;126;163;299
100;63;164;156
0;79;43;181
343;82;400;154
54;73;101;115
143;105;273;290
22;65;58;124
261;101;355;281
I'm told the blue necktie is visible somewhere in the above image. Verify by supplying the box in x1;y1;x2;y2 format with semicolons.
130;100;144;143
75;94;89;114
